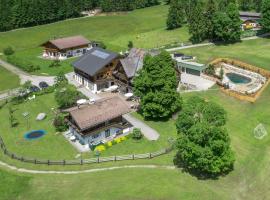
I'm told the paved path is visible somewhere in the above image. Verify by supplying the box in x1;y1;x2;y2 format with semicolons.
0;59;55;86
65;72;101;100
166;33;270;52
0;160;175;174
123;114;160;141
0;88;19;100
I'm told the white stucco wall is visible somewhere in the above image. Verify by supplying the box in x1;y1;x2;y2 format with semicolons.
69;127;124;145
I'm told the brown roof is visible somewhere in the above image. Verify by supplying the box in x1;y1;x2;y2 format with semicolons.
44;35;90;50
66;96;130;131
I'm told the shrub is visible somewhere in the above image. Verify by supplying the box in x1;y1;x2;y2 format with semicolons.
49;60;60;68
132;128;143;140
53;113;68;132
3;46;14;55
128;41;133;49
106;141;113;147
114;138;122;144
94;145;106;152
55;85;85;109
93;41;106;49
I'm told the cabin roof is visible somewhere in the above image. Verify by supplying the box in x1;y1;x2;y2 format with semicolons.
65;96;130;131
72;47;118;76
42;35;90;50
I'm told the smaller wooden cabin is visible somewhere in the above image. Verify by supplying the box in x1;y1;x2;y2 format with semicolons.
41;35;91;60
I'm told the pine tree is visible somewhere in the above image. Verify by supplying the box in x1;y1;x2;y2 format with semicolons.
226;3;241;42
166;0;185;30
205;0;217;41
261;0;270;31
188;1;207;43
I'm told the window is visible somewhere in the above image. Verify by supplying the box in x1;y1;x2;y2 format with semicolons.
105;129;110;138
92;133;100;139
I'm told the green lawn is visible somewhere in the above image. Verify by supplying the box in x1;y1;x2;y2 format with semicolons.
0;5;189;52
0;5;189;76
1;86;270;200
0;92;177;160
0;66;20;92
180;38;270;70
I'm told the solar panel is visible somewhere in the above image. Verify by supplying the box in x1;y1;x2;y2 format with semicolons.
92;50;110;59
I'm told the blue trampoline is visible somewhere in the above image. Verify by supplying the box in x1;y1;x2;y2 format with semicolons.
24;130;47;140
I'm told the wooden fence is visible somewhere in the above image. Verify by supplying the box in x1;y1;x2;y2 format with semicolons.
0;135;172;166
209;58;270;102
209;58;270;78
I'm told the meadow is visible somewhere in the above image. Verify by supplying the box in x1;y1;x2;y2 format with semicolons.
0;66;20;92
180;37;270;70
1;86;270;200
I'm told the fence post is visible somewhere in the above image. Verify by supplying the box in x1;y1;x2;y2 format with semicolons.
133;154;135;160
80;159;83;165
34;159;37;164
21;157;24;162
63;160;65;166
114;156;117;161
97;156;100;163
48;160;50;165
149;153;152;159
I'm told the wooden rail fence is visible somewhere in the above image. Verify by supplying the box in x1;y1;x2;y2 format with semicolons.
0;135;172;166
209;58;270;102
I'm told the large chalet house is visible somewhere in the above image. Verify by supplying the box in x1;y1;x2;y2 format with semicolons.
239;11;261;30
65;96;131;146
72;47;156;94
41;35;92;60
72;47;119;93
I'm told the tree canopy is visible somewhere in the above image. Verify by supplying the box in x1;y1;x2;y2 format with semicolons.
174;96;235;177
0;0;159;31
166;0;186;30
261;0;270;31
133;51;182;119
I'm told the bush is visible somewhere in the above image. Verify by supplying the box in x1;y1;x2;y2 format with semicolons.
94;145;106;152
53;113;68;132
49;60;60;68
3;46;14;55
132;128;143;140
93;41;106;49
55;85;85;109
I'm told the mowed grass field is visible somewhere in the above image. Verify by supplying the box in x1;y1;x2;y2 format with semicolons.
0;91;177;160
0;5;189;75
180;37;270;70
0;66;20;92
0;5;189;51
1;86;270;200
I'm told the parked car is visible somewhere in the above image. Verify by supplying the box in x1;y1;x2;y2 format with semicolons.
39;81;49;89
29;85;40;93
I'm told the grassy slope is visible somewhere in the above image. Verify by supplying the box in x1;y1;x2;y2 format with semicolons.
0;92;177;160
0;5;189;76
180;38;270;70
0;5;188;51
0;66;20;92
1;87;270;200
0;169;30;200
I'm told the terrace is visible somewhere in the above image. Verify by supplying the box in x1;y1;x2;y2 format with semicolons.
216;62;267;94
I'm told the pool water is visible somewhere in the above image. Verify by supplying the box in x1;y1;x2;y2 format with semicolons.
24;130;46;140
226;73;252;84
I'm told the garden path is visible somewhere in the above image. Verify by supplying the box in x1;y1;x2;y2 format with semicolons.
166;32;270;52
0;59;55;86
123;114;160;141
0;160;175;174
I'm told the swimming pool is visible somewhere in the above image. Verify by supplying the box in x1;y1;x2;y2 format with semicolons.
24;130;47;140
226;73;252;84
